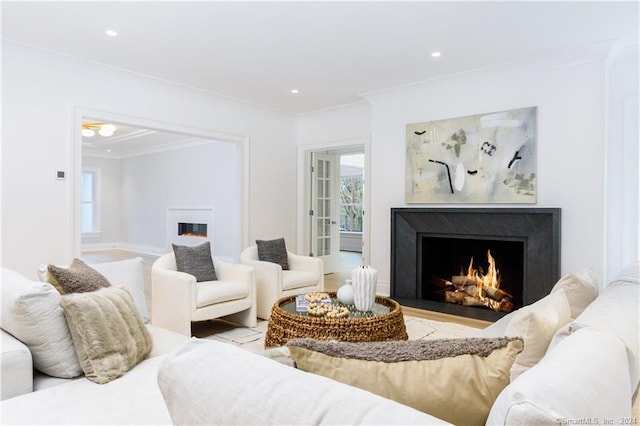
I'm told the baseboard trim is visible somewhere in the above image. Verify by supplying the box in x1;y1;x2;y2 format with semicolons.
401;305;491;329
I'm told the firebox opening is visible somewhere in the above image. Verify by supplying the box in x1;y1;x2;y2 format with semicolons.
421;236;524;313
178;222;208;238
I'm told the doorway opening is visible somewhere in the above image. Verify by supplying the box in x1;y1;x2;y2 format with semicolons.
303;145;367;291
74;109;249;262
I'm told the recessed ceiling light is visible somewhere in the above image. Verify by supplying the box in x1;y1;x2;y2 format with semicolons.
431;51;441;58
291;89;299;94
106;30;118;37
106;149;112;153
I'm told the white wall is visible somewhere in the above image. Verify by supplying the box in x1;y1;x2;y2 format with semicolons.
605;45;639;282
82;141;241;259
297;103;371;145
299;44;634;292
118;141;241;259
2;41;297;277
366;57;608;290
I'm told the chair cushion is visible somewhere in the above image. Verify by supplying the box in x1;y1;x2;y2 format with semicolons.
256;238;289;270
282;270;319;291
196;280;250;308
172;241;217;282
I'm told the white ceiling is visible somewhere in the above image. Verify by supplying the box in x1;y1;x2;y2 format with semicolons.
2;1;638;115
81;120;205;158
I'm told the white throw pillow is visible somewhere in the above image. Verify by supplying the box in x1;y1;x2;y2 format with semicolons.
505;288;571;380
487;328;632;424
549;273;639;394
476;310;517;338
90;257;149;323
550;268;599;319
38;257;149;323
0;268;82;378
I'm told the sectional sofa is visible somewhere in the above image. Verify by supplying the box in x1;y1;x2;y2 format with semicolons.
1;258;638;424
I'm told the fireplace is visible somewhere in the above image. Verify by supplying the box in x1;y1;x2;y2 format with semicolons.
391;208;560;322
166;208;214;250
178;222;208;238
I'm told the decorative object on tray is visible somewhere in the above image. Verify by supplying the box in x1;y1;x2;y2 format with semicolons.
352;266;377;311
336;280;355;305
307;305;349;318
405;106;537;204
295;292;331;313
306;301;332;317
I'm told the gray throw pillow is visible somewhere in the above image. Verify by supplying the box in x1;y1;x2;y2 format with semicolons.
47;259;111;294
256;238;289;270
172;241;217;282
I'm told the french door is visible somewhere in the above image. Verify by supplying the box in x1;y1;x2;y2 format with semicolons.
310;153;340;273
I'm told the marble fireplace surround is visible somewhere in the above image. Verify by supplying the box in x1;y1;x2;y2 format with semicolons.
390;207;561;322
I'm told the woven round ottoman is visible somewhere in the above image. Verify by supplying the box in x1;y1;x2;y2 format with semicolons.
264;292;408;348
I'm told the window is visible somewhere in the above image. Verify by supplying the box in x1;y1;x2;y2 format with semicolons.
81;168;101;235
339;154;364;233
339;175;363;232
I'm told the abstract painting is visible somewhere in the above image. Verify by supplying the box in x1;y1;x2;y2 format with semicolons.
405;106;537;203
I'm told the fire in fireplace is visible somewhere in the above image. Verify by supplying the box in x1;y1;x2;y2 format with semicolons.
422;236;524;315
444;251;514;313
178;222;208;238
391;208;560;322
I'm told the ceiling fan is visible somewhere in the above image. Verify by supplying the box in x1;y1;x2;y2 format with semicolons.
82;121;116;137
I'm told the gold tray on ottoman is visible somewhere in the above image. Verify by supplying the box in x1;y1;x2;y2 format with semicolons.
264;292;408;348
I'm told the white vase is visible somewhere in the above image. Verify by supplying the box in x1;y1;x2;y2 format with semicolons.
336;281;355;305
351;265;377;311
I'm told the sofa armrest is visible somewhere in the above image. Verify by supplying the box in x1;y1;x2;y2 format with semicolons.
1;330;33;400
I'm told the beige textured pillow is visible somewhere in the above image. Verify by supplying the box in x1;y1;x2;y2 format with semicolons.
60;286;152;384
288;337;523;426
48;259;111;294
550;268;598;319
505;288;571;380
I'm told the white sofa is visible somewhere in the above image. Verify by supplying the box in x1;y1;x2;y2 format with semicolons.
1;262;638;424
0;261;190;424
157;263;640;425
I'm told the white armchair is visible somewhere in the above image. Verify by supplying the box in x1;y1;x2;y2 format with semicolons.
240;246;324;319
151;253;257;336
